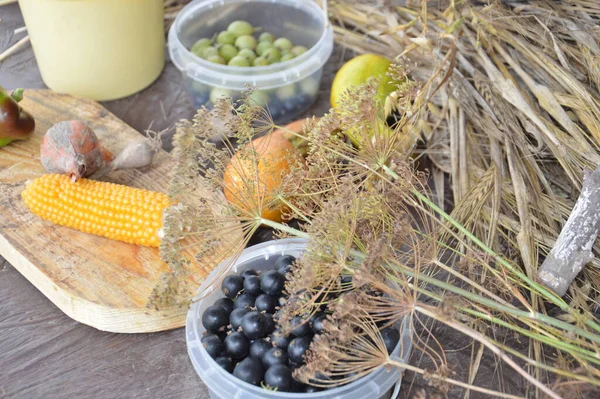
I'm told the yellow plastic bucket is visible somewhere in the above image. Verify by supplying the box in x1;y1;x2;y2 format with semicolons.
19;0;165;101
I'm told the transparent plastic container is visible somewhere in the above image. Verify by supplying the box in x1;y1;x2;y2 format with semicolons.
168;0;334;124
186;238;413;399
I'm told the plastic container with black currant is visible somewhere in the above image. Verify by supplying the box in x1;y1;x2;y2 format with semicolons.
168;0;334;125
186;238;413;399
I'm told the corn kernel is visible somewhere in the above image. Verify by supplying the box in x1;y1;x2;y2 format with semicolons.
22;174;171;248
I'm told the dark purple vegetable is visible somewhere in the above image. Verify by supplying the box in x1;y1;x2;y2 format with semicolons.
0;87;35;147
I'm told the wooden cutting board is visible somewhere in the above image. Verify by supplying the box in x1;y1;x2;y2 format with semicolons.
0;90;240;333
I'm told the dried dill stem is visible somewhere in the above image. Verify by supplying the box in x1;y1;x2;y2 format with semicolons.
153;56;600;396
296;308;530;399
152;89;311;307
326;2;600;394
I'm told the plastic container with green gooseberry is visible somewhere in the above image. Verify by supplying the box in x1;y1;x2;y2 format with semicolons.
168;0;334;124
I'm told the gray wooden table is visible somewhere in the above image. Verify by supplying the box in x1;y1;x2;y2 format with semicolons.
0;3;531;399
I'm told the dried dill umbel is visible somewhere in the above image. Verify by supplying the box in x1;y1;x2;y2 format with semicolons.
151;58;600;397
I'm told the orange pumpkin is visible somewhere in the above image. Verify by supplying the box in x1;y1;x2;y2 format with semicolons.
223;126;305;223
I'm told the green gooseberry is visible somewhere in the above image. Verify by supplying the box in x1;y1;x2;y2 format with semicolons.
227;20;254;37
216;31;236;45
228;55;250;67
210;87;232;103
258;32;274;43
273;37;293;52
235;35;257;50
190;79;209;93
206;54;226;64
201;46;219;59
256;41;274;57
280;52;296;62
237;48;257;63
276;84;296;100
219;44;239;62
253;56;269;66
299;76;320;96
262;47;281;64
291;45;308;56
248;90;269;106
191;38;213;55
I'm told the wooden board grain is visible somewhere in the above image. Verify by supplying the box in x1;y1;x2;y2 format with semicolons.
0;89;240;333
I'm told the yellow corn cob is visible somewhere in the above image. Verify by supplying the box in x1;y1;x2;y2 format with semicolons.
21;174;171;247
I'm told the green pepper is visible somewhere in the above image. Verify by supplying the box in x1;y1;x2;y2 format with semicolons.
0;86;35;147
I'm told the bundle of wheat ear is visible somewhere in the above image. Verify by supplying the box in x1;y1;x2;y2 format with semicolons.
151;0;600;397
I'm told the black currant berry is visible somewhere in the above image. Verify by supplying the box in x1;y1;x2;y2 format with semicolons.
262;347;288;369
202;305;229;333
230;308;250;331
234;293;257;310
263;313;276;335
380;327;400;354
215;356;234;373
290;316;311;337
366;287;384;297
340;276;353;292
224;331;250;360
278;296;287;307
304;385;323;393
201;334;223;359
289;361;303;370
287;336;312;364
221;275;244;299
233;357;264;386
240;311;268;340
243;275;262;295
271;329;292;349
214;297;234;314
279;265;292;278
264;364;293;392
240;269;258;279
260;270;286;295
310;312;327;334
249;338;271;360
255;294;278;313
290;380;304;393
274;255;296;271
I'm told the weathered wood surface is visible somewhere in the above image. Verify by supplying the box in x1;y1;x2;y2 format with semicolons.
538;166;600;296
0;89;240;333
